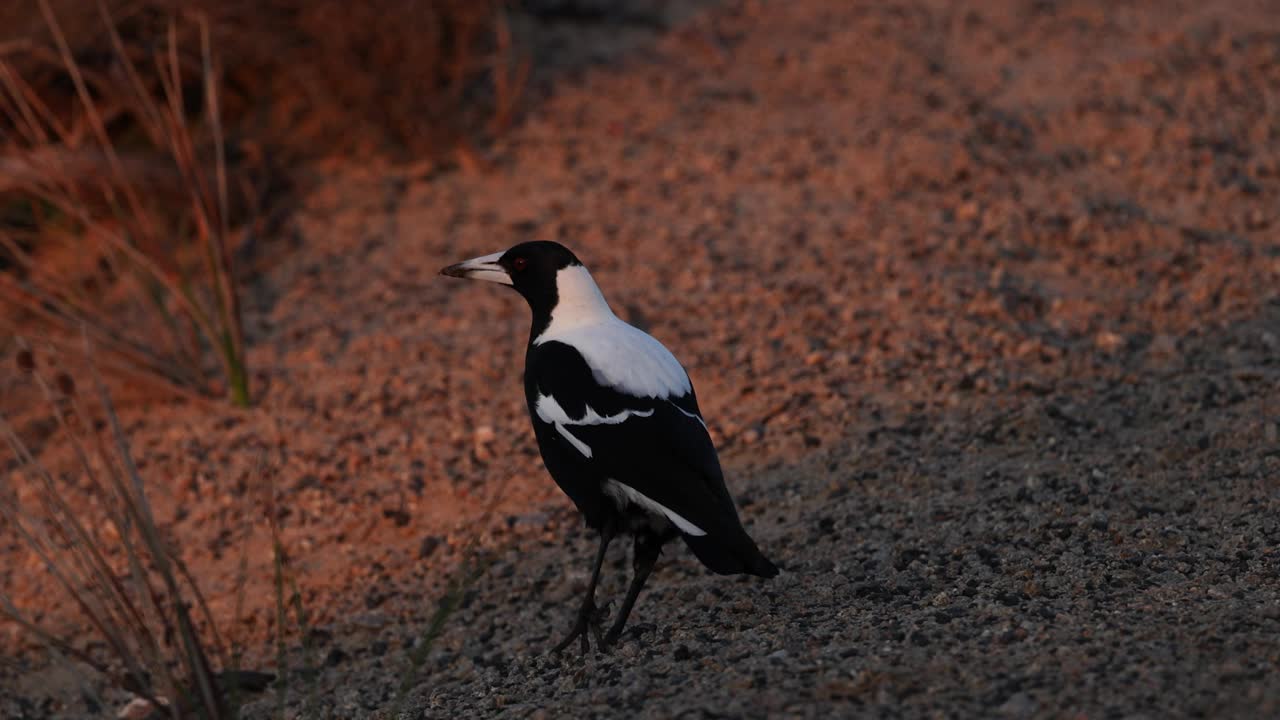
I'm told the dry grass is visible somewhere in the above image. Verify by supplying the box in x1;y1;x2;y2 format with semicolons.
391;479;508;712
265;472;322;719
0;0;520;161
0;340;272;718
0;0;522;406
0;1;251;406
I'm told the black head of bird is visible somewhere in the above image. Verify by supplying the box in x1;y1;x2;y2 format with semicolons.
442;240;778;653
440;240;580;330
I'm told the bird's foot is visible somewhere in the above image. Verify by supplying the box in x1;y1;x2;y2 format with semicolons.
600;625;623;651
550;600;607;655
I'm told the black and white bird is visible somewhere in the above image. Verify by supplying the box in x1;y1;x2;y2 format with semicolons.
441;241;778;652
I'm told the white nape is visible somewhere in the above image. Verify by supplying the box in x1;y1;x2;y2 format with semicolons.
534;265;692;399
535;393;654;459
603;479;708;537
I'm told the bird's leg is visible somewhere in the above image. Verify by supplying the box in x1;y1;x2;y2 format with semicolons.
601;533;662;649
551;517;616;654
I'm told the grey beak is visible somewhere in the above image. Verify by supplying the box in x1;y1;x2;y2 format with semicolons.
439;251;512;286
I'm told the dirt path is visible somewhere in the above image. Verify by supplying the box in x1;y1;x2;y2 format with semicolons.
4;0;1280;717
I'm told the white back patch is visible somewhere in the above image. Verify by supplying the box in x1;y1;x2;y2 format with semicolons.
534;265;692;399
535;393;654;459
603;479;707;536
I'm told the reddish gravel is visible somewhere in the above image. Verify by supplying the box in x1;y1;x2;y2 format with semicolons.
3;0;1280;718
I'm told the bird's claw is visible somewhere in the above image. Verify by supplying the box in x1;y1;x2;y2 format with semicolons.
549;622;587;655
600;626;621;651
550;600;608;655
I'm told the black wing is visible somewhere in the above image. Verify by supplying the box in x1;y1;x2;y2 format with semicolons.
525;341;776;576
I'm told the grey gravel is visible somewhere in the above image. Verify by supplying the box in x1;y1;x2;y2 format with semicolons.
367;313;1280;718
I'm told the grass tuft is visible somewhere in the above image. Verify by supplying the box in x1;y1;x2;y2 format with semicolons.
0;337;271;717
392;481;507;712
0;2;251;406
262;462;323;720
1;0;525;406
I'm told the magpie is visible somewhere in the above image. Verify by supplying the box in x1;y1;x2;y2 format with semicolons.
441;240;778;652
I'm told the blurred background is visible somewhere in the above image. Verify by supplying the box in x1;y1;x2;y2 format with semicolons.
1;0;1278;717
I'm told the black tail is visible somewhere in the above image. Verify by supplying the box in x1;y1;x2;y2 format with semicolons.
682;530;779;578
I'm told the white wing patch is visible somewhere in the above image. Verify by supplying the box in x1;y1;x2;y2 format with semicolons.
550;420;593;458
534;393;653;459
603;479;707;536
534;265;692;399
670;401;708;430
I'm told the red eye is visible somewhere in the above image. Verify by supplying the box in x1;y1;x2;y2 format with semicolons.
512;257;528;272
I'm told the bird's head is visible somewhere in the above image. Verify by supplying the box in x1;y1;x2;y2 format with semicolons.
441;241;604;319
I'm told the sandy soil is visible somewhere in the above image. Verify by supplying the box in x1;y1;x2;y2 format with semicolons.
3;0;1280;717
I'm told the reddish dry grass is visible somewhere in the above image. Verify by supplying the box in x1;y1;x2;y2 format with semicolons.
0;0;522;405
0;0;517;161
0;344;230;717
0;1;251;405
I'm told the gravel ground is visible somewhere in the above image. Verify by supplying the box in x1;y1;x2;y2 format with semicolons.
381;306;1280;720
4;0;1280;718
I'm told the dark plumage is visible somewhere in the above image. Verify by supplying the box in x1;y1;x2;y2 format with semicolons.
441;241;777;651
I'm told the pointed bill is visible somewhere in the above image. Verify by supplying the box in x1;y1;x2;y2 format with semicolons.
440;251;512;286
